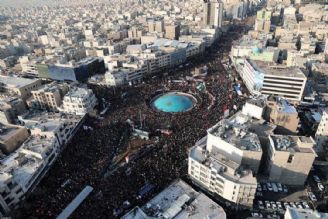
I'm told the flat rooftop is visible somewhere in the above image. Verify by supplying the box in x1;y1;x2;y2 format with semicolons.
267;96;297;114
208;112;263;151
0;75;39;89
190;145;256;184
270;135;315;153
0;124;24;142
122;179;226;219
248;59;306;79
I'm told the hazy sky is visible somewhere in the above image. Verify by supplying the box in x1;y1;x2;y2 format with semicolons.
0;0;107;7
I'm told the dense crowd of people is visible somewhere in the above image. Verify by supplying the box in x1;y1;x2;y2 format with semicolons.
14;26;247;219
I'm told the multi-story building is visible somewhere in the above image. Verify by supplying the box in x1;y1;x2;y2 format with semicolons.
39;57;105;82
148;18;164;33
61;87;97;116
122;179;226;219
315;108;328;153
240;59;307;102
165;23;180;40
0;96;27;124
0;112;83;215
267;135;316;185
30;82;69;111
264;96;300;135
203;0;224;28
188;111;275;207
255;10;272;33
128;26;145;39
0;76;42;101
285;207;328;219
0;123;29;154
189;142;257;207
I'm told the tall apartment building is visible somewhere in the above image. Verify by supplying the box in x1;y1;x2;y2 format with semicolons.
264;96;299;135
128;26;145;39
240;59;307;102
30;82;69;111
315;108;328;153
165;24;180;40
203;0;224;28
267;135;316;185
148;19;164;33
61;87;97;116
255;10;272;33
188;111;274;206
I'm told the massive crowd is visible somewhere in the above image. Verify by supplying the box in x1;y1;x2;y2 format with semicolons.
14;25;247;219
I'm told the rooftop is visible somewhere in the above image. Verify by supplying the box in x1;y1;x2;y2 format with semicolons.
208;112;262;151
0;75;39;89
267;96;297;114
270;135;315;153
122;179;226;219
247;59;306;79
190;145;256;184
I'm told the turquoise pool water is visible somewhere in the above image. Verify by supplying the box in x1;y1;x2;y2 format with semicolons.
153;93;195;113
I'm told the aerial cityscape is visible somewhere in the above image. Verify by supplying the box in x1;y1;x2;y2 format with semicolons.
0;0;328;218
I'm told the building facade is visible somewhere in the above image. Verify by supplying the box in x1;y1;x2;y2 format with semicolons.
203;0;224;28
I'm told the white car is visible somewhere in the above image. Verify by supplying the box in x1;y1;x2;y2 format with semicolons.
265;201;271;209
308;192;317;202
318;183;325;191
271;201;277;210
258;200;265;209
302;202;310;209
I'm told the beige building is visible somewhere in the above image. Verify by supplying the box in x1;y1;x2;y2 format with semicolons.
188;110;275;207
264;96;299;135
255;10;272;33
0;124;29;154
128;26;145;39
0;97;26;124
0;76;42;101
165;24;180;40
267;135;316;185
30;82;69;111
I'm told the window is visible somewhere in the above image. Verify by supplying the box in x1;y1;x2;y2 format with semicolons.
287;154;294;163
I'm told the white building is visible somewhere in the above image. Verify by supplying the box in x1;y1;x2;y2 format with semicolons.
61;87;97;116
188;111;275;206
242;96;266;120
0;112;83;215
285;207;328;219
122;179;226;219
315;108;328;153
239;59;307;102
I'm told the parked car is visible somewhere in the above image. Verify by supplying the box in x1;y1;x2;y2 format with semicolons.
289;202;297;208
265;200;271;209
283;202;290;209
271;182;279;193
257;184;262;192
271;201;277;210
308;192;317;202
256;191;263;197
258;200;265;209
318;183;325;191
313;175;321;183
283;185;288;193
262;184;268;192
267;183;273;192
276;201;283;211
295;202;303;209
302;202;310;209
277;183;283;192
